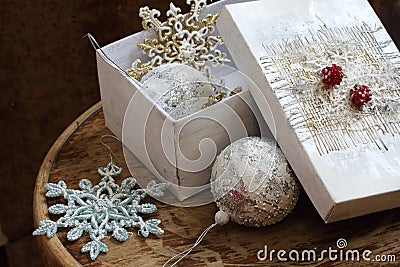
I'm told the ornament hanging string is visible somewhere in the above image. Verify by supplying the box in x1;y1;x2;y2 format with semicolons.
163;223;217;267
100;134;122;164
84;33;145;89
163;210;230;267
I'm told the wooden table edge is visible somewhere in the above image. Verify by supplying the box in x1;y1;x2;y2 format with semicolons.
33;102;102;267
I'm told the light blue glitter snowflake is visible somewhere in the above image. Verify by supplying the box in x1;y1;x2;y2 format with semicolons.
33;161;168;260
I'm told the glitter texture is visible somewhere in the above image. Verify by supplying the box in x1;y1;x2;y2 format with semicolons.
142;63;213;119
142;63;229;120
141;63;210;101
211;137;300;227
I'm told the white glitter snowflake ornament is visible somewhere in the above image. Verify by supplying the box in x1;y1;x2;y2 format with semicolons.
127;0;229;80
33;161;168;261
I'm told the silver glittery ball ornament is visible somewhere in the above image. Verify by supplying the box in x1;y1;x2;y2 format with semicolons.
141;63;210;100
210;136;300;227
141;63;213;119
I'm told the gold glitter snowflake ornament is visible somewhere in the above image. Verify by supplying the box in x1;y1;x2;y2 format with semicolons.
127;0;229;80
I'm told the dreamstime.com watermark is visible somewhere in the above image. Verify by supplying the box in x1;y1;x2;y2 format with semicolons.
257;238;397;263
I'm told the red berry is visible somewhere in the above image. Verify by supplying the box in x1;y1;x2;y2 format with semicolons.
231;179;246;201
321;64;343;87
350;84;372;107
231;189;244;201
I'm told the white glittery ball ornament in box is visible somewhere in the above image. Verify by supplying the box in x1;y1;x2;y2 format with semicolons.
211;137;300;227
141;63;214;119
141;63;210;100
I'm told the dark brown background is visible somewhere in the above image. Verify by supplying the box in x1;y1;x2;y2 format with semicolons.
0;0;398;266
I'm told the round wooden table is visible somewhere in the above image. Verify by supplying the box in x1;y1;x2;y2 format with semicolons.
33;102;400;266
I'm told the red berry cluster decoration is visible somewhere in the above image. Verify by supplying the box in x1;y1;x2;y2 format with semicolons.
230;179;245;201
350;84;372;107
318;64;373;109
321;64;344;87
231;189;245;201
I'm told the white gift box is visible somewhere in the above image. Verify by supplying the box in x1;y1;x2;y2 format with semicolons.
95;0;270;202
218;0;400;222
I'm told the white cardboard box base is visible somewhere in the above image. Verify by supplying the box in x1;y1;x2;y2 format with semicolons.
96;0;271;203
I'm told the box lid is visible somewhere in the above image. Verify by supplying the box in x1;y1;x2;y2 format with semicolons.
218;0;400;222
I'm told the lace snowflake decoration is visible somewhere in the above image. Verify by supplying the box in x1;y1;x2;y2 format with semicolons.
127;0;229;80
33;162;168;261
